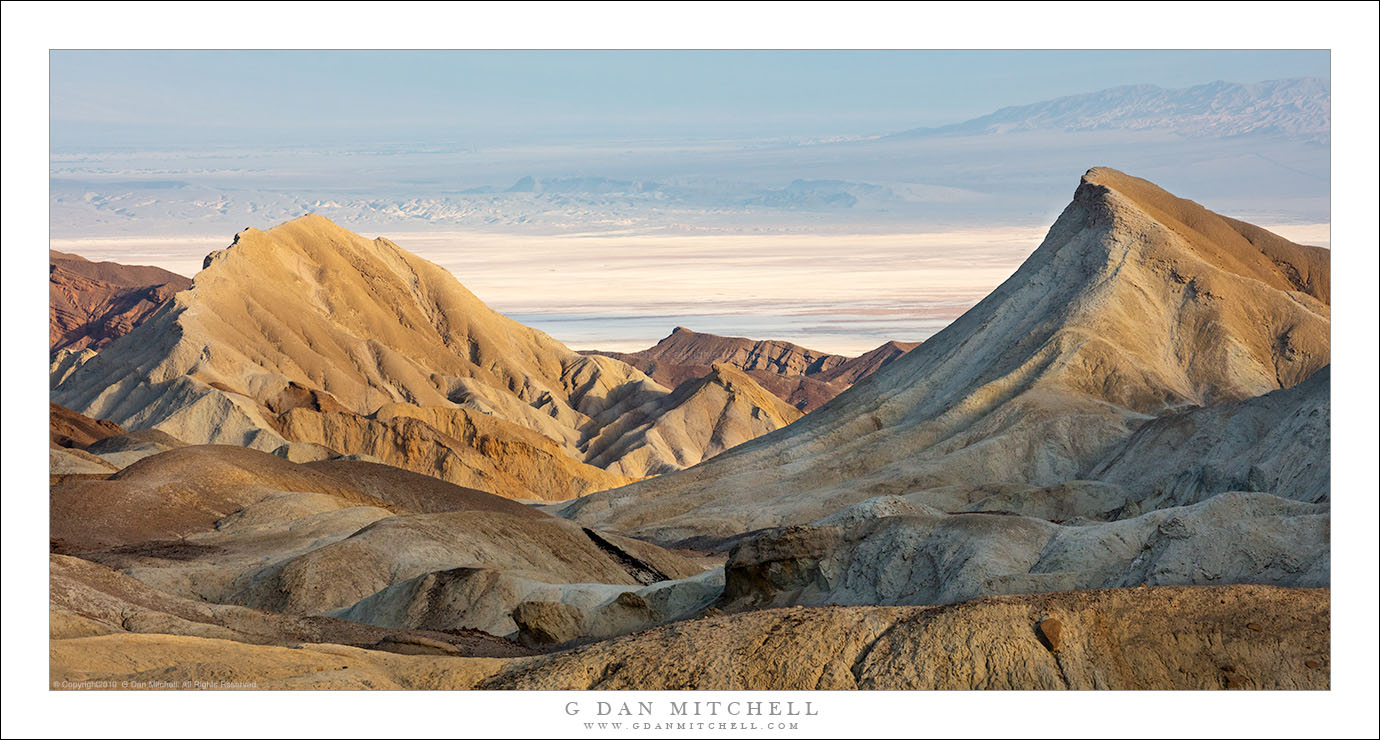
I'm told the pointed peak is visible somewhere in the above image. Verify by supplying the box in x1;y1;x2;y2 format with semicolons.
201;214;382;272
1059;166;1329;301
1063;167;1193;237
1076;167;1191;217
658;326;701;344
1080;166;1174;197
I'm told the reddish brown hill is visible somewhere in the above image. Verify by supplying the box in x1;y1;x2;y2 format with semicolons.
50;250;191;353
586;328;918;412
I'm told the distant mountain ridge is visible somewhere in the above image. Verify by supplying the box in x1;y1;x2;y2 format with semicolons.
585;327;918;412
893;78;1329;141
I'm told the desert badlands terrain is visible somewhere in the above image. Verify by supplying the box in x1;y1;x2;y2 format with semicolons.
49;168;1330;690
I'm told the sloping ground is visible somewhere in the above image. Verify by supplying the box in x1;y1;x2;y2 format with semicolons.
49;446;119;476
50;402;190;472
301;458;560;515
50;250;192;353
562;168;1330;543
50;445;403;554
697;367;1334;609
50;216;796;490
50;585;1328;690
50;555;531;658
49;444;556;554
588;327;918;412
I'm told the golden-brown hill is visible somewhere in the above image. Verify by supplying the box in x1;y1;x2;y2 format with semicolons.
50;216;800;497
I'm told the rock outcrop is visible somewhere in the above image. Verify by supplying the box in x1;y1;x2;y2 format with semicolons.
481;584;1329;690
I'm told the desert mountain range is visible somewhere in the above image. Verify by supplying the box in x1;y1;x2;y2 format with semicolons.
896;78;1330;141
49;167;1330;690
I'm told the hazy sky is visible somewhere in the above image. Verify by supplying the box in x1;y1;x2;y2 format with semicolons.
51;50;1329;147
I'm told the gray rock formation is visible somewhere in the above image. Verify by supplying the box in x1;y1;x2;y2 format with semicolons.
721;492;1326;610
334;565;723;641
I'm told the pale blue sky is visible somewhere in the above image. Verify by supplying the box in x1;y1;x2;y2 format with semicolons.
51;50;1328;147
